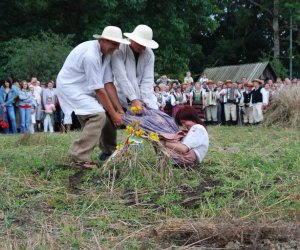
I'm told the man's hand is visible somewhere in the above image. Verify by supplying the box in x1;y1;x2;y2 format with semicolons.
130;99;143;115
2;106;6;113
117;109;125;118
111;112;124;128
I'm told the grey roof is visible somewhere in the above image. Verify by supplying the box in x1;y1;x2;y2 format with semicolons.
201;62;274;82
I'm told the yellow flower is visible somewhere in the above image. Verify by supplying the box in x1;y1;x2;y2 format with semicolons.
130;106;138;112
116;144;124;150
134;129;145;137
125;125;133;134
136;106;142;111
149;132;159;141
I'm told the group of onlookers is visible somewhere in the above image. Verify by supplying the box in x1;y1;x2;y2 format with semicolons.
1;72;299;135
154;73;300;125
0;77;71;134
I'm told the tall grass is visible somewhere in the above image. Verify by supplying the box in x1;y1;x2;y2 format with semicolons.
0;126;299;249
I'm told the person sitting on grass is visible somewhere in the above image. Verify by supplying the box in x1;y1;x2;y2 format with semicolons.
160;106;209;167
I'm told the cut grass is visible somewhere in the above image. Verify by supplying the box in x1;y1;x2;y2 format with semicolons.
0;125;299;249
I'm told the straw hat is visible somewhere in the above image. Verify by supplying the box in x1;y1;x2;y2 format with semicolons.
93;26;130;44
225;80;233;84
252;79;263;84
124;25;159;49
207;80;214;85
246;81;254;87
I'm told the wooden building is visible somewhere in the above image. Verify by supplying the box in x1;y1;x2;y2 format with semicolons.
201;62;277;83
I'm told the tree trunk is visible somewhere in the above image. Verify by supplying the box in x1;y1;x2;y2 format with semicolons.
273;0;280;59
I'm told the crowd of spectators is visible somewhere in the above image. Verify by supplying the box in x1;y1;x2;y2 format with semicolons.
153;72;300;125
0;76;79;135
0;73;299;135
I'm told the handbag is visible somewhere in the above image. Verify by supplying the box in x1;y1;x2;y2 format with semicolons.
0;120;9;129
0;111;9;129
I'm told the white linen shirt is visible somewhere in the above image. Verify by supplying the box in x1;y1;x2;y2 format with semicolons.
182;124;209;162
261;88;270;105
111;44;158;109
56;40;113;115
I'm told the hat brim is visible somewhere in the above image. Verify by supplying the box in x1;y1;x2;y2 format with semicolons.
93;34;130;45
124;32;159;49
252;80;263;84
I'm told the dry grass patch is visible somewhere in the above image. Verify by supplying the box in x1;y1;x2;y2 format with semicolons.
264;85;300;128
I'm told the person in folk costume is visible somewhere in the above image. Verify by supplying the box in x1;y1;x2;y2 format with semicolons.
158;83;171;114
251;79;264;124
169;81;178;95
183;85;192;106
219;80;241;125
240;81;254;125
111;24;159;111
236;81;246;125
216;84;223;125
171;86;187;117
154;85;165;111
190;82;206;121
56;26;128;169
204;80;218;125
261;81;271;113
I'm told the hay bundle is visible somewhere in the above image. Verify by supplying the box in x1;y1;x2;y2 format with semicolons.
264;85;300;128
147;219;300;247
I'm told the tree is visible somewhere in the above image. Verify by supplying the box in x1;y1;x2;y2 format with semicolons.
196;0;300;77
0;0;220;79
2;31;73;81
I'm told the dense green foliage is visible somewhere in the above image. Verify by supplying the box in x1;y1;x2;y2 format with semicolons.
1;32;73;81
0;127;299;248
0;0;299;80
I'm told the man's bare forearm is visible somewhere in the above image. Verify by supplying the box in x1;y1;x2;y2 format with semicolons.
104;82;124;113
95;88;117;116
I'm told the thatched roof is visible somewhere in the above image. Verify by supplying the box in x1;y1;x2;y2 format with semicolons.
201;62;277;82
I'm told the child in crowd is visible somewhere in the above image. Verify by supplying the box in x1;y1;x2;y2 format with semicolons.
43;97;56;133
160;106;209;167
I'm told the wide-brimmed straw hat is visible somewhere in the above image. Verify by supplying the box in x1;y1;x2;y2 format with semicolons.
207;80;214;85
252;79;263;84
93;26;129;44
124;25;159;49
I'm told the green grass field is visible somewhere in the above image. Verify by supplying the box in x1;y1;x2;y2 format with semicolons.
0;126;299;249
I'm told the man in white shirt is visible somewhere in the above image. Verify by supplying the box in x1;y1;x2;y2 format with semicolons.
219;80;241;125
111;24;159;112
56;26;129;168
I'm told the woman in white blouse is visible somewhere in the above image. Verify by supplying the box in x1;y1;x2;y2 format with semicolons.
160;106;209;167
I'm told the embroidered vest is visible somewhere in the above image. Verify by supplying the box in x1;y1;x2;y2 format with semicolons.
193;91;202;103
